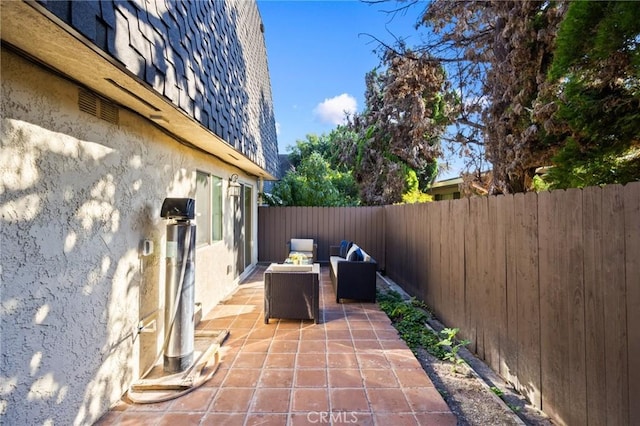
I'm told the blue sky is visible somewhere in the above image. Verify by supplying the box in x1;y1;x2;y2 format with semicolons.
257;0;423;152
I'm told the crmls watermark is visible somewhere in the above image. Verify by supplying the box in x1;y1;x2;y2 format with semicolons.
306;411;359;424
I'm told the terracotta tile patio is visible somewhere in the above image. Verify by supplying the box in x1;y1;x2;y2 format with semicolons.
97;265;456;425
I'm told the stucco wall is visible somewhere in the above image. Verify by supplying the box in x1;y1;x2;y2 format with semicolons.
0;49;254;425
38;0;279;177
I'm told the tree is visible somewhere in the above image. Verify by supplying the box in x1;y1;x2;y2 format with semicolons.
535;1;640;188
410;0;568;193
336;49;458;205
268;136;359;206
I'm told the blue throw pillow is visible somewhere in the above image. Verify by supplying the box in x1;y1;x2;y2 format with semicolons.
348;247;364;262
339;240;352;258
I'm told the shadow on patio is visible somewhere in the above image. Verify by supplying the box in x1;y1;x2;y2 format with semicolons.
97;264;455;425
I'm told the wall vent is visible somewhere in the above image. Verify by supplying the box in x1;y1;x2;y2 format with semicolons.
78;89;119;125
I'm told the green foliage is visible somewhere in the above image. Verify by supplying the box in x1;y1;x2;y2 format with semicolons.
268;132;361;206
490;386;504;398
401;168;433;204
268;151;359;206
550;1;640;80
544;139;640;189
543;1;640;188
531;174;551;192
377;289;447;360
436;327;470;372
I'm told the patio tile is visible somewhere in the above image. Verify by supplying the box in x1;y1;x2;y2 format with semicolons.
353;339;383;351
245;413;289;425
327;352;359;369
242;338;271;353
367;387;412;412
264;352;296;368
102;265;454;425
403;387;451;412
222;368;261;387
295;368;327;387
233;352;267;368
209;388;254;412
158;412;203;426
250;388;291;412
297;352;327;369
329;388;370;412
327;369;364;388
350;329;378;339
361;368;400;388
374;412;420;425
326;340;355;353
357;352;391;369
394;368;437;388
298;340;326;353
259;368;295;388
201;412;247;425
291;388;330;412
168;387;215;411
325;329;352;339
269;339;299;353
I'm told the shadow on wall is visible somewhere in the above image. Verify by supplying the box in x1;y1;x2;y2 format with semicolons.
2;1;270;424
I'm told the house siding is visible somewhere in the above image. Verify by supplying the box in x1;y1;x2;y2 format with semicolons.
0;1;274;423
38;0;279;177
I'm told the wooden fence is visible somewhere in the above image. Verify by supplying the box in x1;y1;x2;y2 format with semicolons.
258;206;385;268
257;182;640;426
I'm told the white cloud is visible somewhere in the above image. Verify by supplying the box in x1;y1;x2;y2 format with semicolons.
313;93;357;125
275;122;281;135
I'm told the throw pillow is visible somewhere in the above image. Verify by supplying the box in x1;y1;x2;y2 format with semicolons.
348;247;364;262
339;240;352;258
346;243;360;261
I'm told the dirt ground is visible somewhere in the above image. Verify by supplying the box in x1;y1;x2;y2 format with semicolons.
377;276;553;426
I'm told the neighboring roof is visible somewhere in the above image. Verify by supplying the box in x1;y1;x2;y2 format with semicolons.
430;176;464;189
1;0;278;180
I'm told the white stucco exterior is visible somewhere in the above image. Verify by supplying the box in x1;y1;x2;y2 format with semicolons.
1;49;259;425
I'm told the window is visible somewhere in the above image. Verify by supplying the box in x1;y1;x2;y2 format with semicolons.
195;171;223;245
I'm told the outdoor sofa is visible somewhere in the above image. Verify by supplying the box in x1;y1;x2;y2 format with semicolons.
329;240;377;303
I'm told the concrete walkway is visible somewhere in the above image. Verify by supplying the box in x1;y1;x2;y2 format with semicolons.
97;265;456;425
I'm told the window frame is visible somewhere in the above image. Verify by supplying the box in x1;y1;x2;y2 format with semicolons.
195;170;223;246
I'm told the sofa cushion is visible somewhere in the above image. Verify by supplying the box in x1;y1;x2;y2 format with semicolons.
329;255;343;273
269;264;313;272
290;238;314;252
339;240;352;258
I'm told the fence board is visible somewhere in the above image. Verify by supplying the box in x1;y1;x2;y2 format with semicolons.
538;190;564;422
476;197;490;359
485;196;505;373
516;192;541;408
624;182;640;426
450;199;467;329
428;202;442;313
439;201;452;325
602;185;628;426
464;198;481;351
582;186;607;426
502;193;519;388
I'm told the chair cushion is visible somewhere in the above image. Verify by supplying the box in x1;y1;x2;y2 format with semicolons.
290;238;314;252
